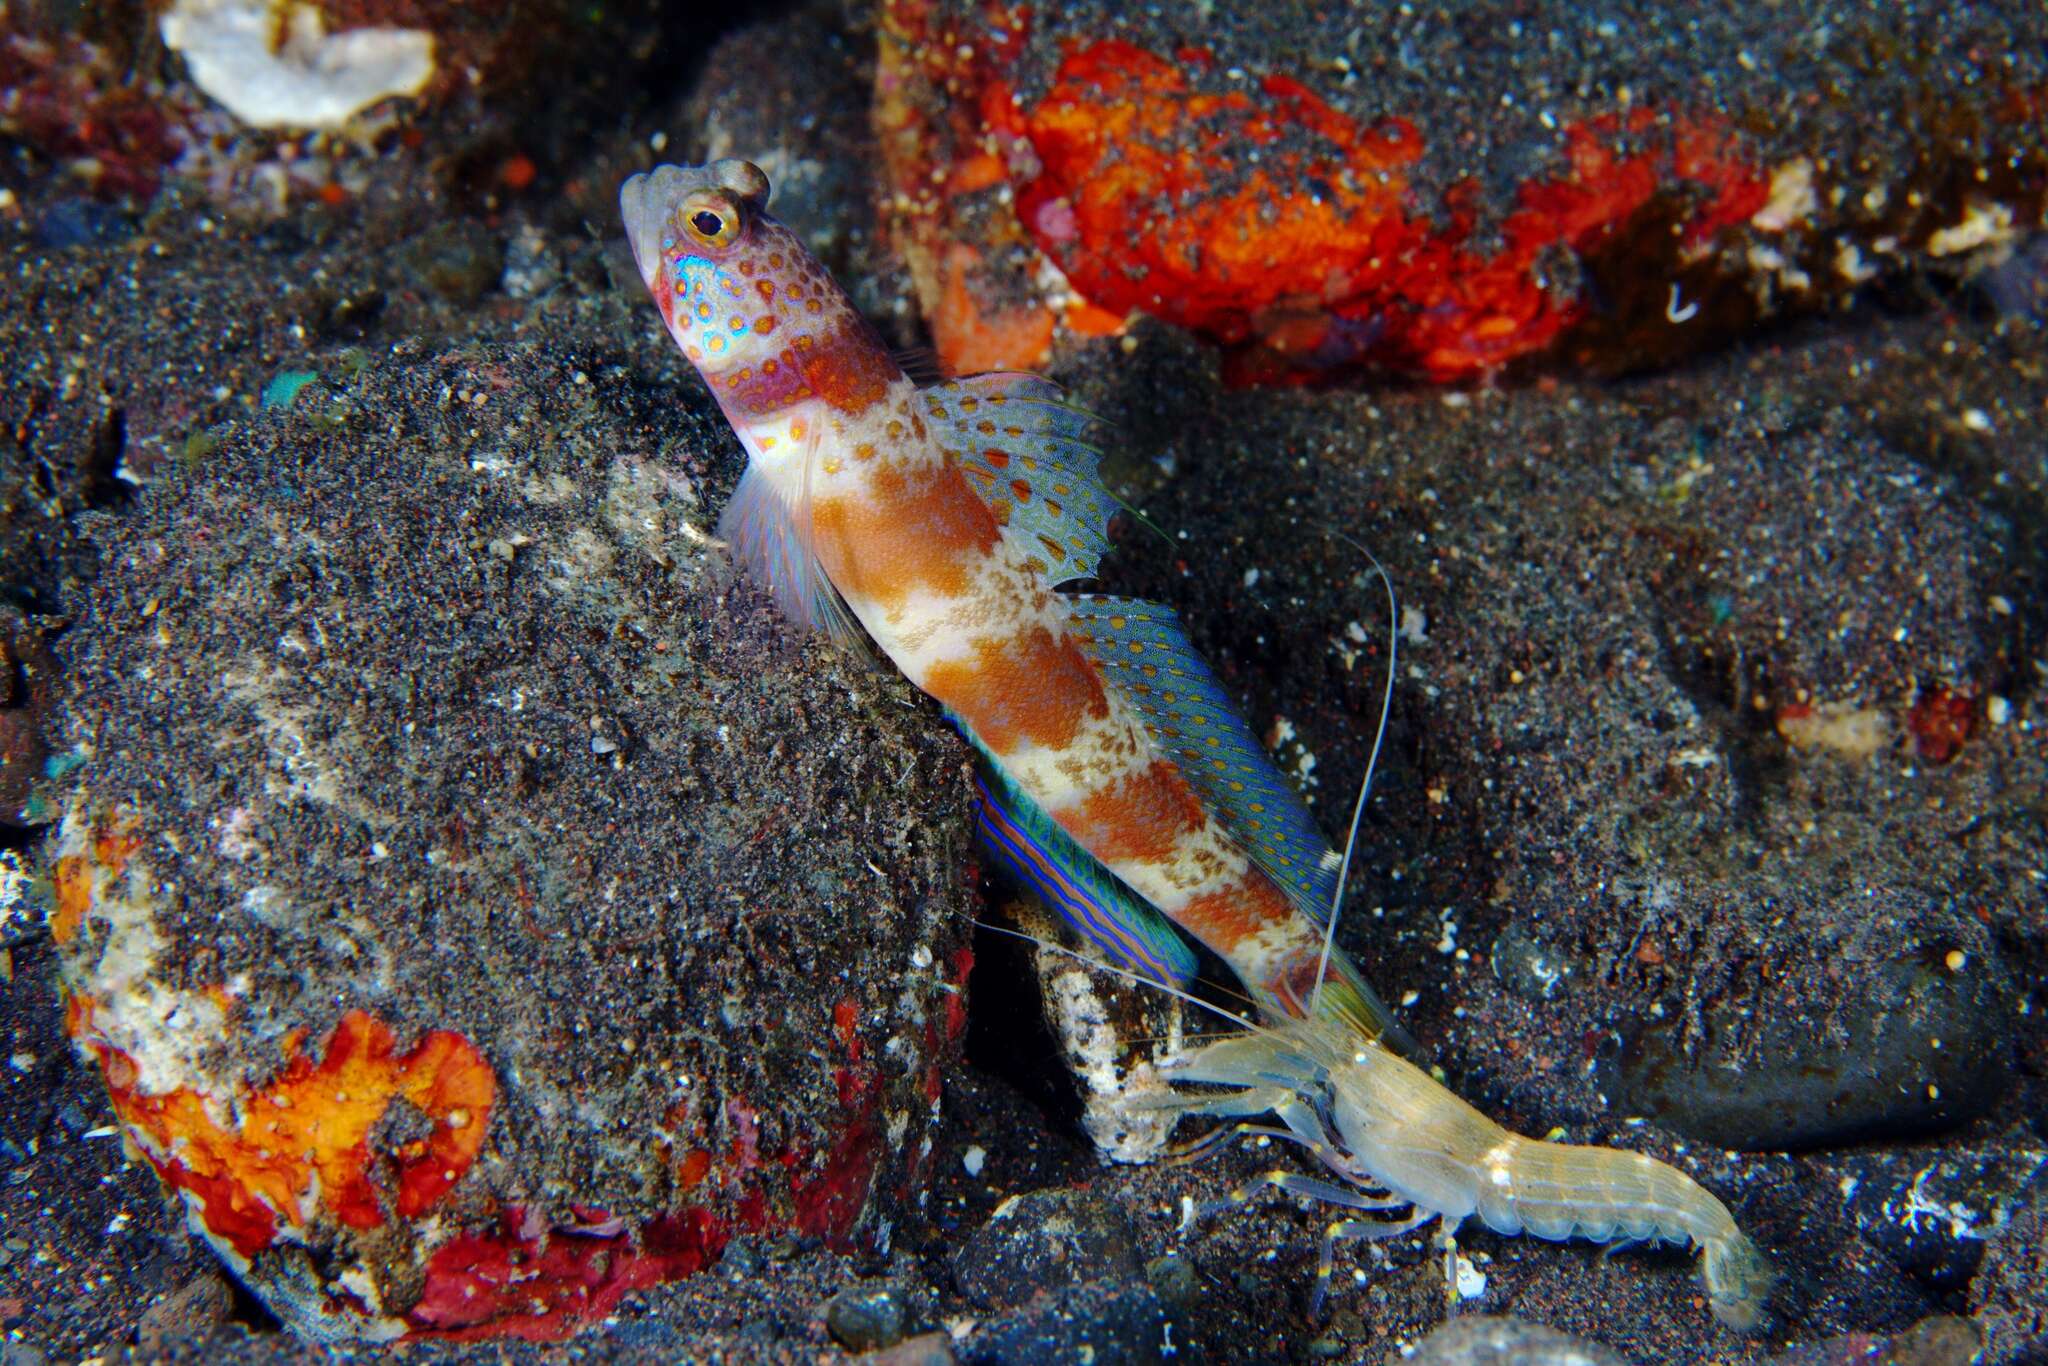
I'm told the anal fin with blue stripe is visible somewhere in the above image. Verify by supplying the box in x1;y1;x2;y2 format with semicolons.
970;746;1199;989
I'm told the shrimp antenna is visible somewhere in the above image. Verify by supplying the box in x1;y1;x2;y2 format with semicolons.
973;918;1264;1037
1307;530;1399;1021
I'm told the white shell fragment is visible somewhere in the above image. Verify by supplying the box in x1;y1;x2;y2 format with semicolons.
161;0;435;130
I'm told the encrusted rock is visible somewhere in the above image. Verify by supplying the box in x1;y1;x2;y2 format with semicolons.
48;341;977;1341
878;0;2048;383
1012;899;1188;1163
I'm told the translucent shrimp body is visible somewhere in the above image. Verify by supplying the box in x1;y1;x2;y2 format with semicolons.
1164;1018;1773;1330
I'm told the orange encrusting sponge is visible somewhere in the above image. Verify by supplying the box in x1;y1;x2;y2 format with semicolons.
70;999;496;1260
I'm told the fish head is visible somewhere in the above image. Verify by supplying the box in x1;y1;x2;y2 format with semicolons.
620;159;856;401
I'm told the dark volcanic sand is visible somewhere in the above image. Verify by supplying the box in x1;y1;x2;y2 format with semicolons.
3;1;2044;1363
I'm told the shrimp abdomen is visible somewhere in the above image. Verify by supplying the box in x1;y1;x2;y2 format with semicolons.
1472;1135;1731;1247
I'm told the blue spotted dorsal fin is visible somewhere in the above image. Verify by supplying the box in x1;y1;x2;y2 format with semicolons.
920;373;1117;586
1064;595;1343;924
964;726;1199;988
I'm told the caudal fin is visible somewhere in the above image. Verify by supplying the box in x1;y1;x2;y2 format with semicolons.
1291;949;1418;1057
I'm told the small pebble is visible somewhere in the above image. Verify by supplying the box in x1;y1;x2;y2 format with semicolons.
824;1284;911;1352
1144;1253;1198;1308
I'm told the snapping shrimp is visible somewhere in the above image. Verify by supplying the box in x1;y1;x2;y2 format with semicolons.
1155;1015;1774;1329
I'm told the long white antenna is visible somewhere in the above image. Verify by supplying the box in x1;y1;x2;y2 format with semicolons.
1306;531;1399;1020
976;918;1261;1036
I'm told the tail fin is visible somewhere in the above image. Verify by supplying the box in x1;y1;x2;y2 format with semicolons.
1279;947;1417;1057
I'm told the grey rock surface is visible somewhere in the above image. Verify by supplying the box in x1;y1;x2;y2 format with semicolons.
952;1187;1143;1310
1399;1316;1633;1366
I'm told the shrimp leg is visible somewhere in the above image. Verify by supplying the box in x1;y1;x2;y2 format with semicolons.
1199;1169;1407;1223
1313;1210;1438;1317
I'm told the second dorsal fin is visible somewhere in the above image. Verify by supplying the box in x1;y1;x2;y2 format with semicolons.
1063;595;1343;923
920;373;1119;586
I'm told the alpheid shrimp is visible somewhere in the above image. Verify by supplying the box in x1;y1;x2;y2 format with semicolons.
1154;1012;1774;1330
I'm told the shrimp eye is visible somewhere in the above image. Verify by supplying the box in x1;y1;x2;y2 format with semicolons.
680;192;742;248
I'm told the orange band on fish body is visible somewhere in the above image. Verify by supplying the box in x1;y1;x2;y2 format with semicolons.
920;626;1110;755
1050;758;1206;866
809;462;1004;607
1173;871;1306;948
799;319;900;415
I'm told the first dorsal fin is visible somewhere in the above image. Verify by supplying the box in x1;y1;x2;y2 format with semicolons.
1063;595;1343;924
920;373;1119;586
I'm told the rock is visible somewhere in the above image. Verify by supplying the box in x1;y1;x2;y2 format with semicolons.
1765;1315;1983;1366
398;220;505;304
1611;953;2015;1151
1879;1317;1985;1366
30;199;133;250
870;1331;957;1366
1825;1140;2046;1293
47;339;978;1342
825;1282;915;1353
1969;1174;2048;1364
135;1272;235;1353
878;1;2048;382
1399;1315;1632;1366
952;1188;1141;1310
959;1281;1171;1366
1142;1253;1197;1310
1488;919;1579;1003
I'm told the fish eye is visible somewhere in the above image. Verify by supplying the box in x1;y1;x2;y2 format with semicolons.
680;192;742;248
